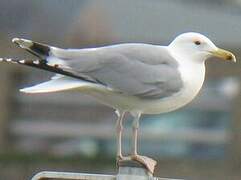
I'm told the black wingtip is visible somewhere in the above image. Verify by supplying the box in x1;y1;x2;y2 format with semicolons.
1;57;96;84
12;38;51;60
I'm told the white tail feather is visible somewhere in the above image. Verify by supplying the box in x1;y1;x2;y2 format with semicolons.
20;77;86;93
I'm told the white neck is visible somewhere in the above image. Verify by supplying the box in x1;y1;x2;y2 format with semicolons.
167;46;206;108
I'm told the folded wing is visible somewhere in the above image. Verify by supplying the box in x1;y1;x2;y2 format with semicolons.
13;39;183;99
53;44;184;99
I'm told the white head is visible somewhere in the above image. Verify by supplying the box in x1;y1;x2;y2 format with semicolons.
169;32;236;63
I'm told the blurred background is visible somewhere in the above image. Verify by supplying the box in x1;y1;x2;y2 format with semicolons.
0;0;240;179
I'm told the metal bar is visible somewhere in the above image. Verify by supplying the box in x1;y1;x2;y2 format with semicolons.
31;170;183;180
31;171;115;180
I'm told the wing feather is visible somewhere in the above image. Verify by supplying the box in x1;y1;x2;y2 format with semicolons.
12;39;183;99
58;44;184;99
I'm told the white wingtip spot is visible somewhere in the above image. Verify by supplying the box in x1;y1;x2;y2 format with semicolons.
33;60;39;64
12;38;33;48
12;38;20;43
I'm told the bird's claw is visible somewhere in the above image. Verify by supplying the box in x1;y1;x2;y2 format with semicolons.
131;154;157;174
117;154;157;174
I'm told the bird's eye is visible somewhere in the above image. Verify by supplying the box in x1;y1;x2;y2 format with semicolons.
194;40;201;45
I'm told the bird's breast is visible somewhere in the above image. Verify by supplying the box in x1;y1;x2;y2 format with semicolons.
137;61;206;114
81;61;206;114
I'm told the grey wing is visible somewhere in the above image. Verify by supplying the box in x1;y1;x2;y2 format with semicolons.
52;44;184;99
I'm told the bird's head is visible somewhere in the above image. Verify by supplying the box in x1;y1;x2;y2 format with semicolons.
169;32;236;63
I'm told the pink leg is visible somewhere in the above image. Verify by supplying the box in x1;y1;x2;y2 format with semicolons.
131;113;141;155
115;110;125;159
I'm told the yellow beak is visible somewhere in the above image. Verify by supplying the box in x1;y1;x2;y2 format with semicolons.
209;48;236;62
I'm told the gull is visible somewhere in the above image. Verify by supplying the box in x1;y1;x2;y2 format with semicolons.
5;32;235;173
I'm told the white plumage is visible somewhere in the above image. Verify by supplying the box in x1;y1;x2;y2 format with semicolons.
8;32;235;172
